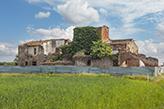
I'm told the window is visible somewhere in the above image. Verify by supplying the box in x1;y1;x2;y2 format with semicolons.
25;62;28;66
32;61;37;66
87;60;91;66
34;48;36;55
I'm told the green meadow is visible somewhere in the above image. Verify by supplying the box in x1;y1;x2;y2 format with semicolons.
0;73;164;109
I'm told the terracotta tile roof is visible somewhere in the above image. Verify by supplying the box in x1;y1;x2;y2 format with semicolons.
18;39;71;47
18;40;50;47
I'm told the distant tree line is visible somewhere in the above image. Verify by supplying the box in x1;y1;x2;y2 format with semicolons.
0;54;18;66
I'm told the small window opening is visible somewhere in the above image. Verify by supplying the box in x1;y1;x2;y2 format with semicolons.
25;62;28;66
34;48;36;55
32;61;37;66
87;60;91;66
113;60;118;66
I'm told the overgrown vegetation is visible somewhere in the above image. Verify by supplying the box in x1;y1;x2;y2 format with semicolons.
90;39;112;59
52;53;59;62
0;74;164;108
60;26;101;60
52;26;119;62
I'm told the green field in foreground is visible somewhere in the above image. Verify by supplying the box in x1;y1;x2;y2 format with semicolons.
0;74;164;109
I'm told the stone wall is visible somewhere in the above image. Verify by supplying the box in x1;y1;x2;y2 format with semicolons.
90;56;113;68
43;60;74;66
74;57;91;66
126;58;140;67
119;52;158;67
74;56;113;68
109;39;138;54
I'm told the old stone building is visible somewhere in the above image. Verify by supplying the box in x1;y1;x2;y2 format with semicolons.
18;25;158;67
18;39;71;66
73;25;158;67
96;25;158;67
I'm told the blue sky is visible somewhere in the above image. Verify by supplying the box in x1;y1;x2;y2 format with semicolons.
0;0;164;65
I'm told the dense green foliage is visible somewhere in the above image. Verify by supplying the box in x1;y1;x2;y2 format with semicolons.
60;26;101;60
72;26;101;52
52;54;59;62
60;45;72;60
90;39;112;59
0;75;164;108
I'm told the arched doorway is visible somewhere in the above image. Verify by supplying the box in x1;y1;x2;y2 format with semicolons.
140;60;145;67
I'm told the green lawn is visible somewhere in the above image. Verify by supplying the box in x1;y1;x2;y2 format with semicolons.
0;74;164;108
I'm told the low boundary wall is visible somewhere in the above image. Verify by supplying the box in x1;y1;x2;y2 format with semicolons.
0;66;160;77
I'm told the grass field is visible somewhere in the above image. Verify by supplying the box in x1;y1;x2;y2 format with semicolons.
0;73;164;108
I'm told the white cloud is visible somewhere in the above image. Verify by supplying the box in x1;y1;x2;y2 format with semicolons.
0;43;18;62
124;28;145;35
0;42;17;47
99;8;107;14
136;39;164;65
26;0;63;5
111;28;116;31
26;25;35;33
43;7;52;10
123;24;134;28
19;39;34;44
27;0;40;4
155;24;164;40
27;25;75;40
35;11;50;18
57;0;99;25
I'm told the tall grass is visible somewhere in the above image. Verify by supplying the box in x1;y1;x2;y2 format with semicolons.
0;76;164;108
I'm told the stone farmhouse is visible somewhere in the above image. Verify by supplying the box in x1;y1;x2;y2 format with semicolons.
18;25;158;67
18;39;71;66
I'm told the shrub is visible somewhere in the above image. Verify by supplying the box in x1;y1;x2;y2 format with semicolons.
90;39;112;59
52;54;59;62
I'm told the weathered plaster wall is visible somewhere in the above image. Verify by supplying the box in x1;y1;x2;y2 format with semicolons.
18;45;27;66
28;46;39;56
42;40;65;55
42;41;53;55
